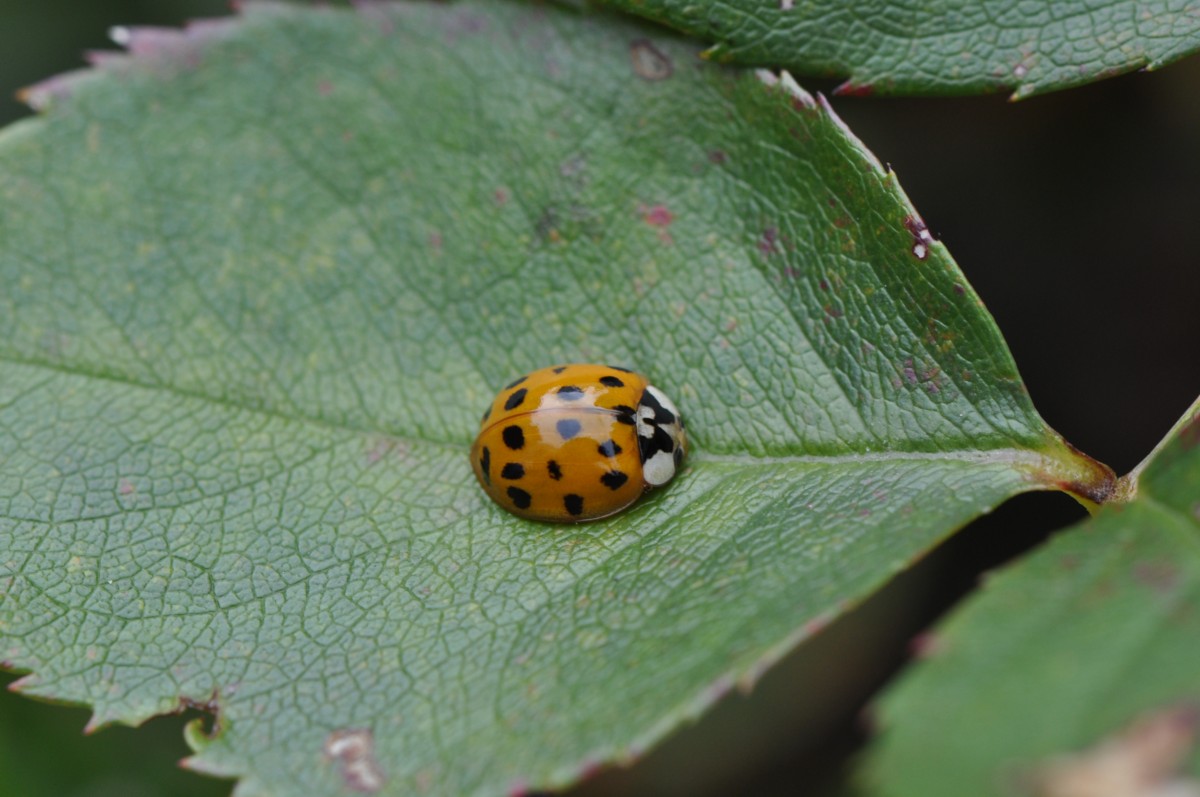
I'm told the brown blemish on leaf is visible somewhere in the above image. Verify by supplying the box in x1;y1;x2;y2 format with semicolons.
1132;561;1181;594
324;728;387;793
1032;704;1200;797
1038;440;1118;505
317;79;334;96
630;39;672;81
176;689;226;740
118;478;136;496
904;215;935;260
428;231;443;251
493;187;510;206
707;149;728;165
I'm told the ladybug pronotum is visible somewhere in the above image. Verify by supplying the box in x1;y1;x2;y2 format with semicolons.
471;364;687;522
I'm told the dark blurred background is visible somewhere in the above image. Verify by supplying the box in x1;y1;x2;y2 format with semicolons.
1;1;1197;795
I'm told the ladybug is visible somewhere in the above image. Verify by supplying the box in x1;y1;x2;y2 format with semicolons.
471;364;687;522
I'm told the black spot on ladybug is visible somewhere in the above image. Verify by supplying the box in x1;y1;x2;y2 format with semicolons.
547;460;563;480
613;405;637;425
504;375;527;390
481;405;491;423
600;470;629;490
556;418;582;440
598;440;622;457
504;388;528;411
607;365;633;373
480;446;491;484
673;448;684;466
552;366;568;374
501;462;525;480
507;486;532;509
557;386;585;400
639;388;676;426
502;425;525;450
599;375;625;388
564;494;584;516
638;426;675;464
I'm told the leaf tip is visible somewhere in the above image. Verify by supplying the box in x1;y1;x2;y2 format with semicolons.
832;79;875;98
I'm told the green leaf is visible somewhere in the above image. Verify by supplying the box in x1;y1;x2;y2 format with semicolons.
590;0;1200;98
0;2;1111;795
865;397;1200;797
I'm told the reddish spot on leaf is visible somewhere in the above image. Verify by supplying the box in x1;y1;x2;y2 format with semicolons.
493;187;510;206
909;632;943;660
317;79;334;96
707;149;728;165
759;227;780;254
428;231;443;250
642;204;674;227
118;478;135;496
824;304;843;319
1178;415;1200;448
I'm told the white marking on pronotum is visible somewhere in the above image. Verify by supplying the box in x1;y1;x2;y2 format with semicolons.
109;26;132;46
636;404;656;438
324;728;386;793
646;384;680;420
643;449;676;486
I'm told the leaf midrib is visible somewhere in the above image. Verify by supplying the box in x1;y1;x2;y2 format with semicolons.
0;352;1050;469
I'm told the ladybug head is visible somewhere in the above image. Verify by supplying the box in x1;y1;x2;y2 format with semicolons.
635;384;687;487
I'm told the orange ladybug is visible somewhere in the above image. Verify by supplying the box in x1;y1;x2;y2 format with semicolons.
471;364;687;522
